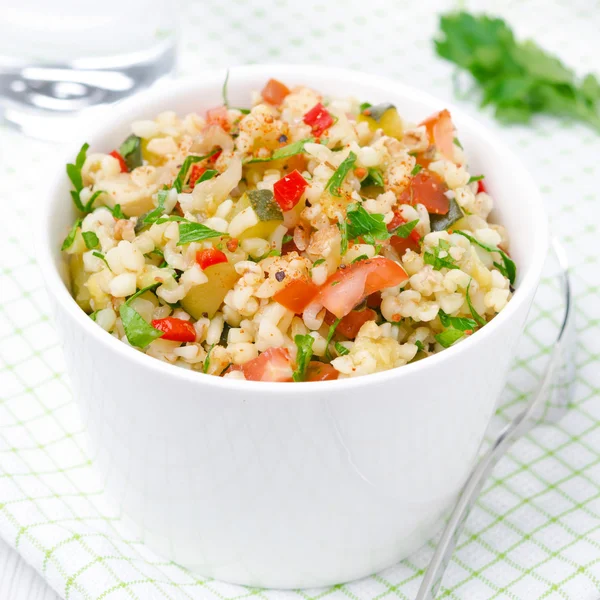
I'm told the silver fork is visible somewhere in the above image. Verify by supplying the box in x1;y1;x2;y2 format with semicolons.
416;239;576;600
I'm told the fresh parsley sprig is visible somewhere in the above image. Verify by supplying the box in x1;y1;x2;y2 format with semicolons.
326;151;357;197
245;138;314;164
293;334;314;382
455;230;516;285
423;239;459;271
346;203;391;246
118;283;163;349
66;143;89;212
436;12;600;131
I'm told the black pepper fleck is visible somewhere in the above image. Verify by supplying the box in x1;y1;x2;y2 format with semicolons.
278;134;288;143
305;200;312;207
275;270;286;282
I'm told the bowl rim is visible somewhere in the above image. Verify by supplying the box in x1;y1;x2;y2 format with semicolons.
38;63;549;392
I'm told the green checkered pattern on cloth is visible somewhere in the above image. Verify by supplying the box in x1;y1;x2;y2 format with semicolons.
1;0;599;598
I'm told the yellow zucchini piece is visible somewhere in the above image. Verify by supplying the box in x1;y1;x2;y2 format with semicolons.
69;254;92;312
357;103;403;139
180;262;239;319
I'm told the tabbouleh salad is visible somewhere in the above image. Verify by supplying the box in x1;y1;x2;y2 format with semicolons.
61;77;515;382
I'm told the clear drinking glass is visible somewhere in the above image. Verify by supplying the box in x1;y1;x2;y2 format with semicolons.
0;0;177;140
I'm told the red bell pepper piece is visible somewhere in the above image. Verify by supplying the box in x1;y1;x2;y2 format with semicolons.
303;103;334;136
196;248;228;270
151;317;196;343
109;150;128;173
273;170;308;211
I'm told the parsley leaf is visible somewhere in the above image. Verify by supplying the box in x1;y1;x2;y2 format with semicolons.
325;318;341;361
391;219;419;239
197;169;218;183
293;334;314;382
351;254;370;263
203;343;216;374
92;251;110;269
119;304;163;349
346;203;391;245
119;134;142;171
282;234;293;244
112;204;126;219
423;239;459;270
361;167;385;188
66;143;89;212
435;328;465;348
312;258;326;267
415;340;425;352
467;175;485;184
83;190;105;213
411;164;423;176
172;149;219;192
326;151;357;197
359;102;372;113
455;230;516;284
82;231;99;250
338;220;348;256
143;189;170;225
335;341;350;356
61;218;82;251
435;12;600;131
438;309;477;331
177;222;226;246
453;137;463;149
466;279;486;327
245;138;314;164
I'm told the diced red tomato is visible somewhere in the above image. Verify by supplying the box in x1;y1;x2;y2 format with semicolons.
210;149;222;163
325;308;377;339
477;179;487;194
367;291;382;309
273;170;308;212
196;248;228;270
261;78;291;105
306;362;339;382
303;103;334;136
419;109;455;160
189;164;207;189
319;257;408;319
399;170;449;215
206;106;230;131
242;347;293;382
388;211;421;257
273;277;319;314
109;150;128;173
151;317;196;343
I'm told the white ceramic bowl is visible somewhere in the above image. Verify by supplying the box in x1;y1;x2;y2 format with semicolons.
38;65;548;589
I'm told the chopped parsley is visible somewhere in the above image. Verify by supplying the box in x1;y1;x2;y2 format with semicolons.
455;230;516;285
143;189;170;225
82;231;99;250
338;220;348;255
410;164;424;176
293;334;314;382
282;234;293;245
325;317;341;361
423;239;459;271
111;204;126;219
361;167;384;188
391;219;419;239
172;149;220;193
203;343;216;374
61;218;82;251
177;222;226;246
197;169;218;183
312;258;326;267
246;138;314;164
326;151;357;197
438;309;477;332
351;254;370;264
415;340;425;352
119;287;163;349
335;342;350;356
83;190;105;213
359;102;372;113
466;280;486;326
453;137;463;149
435;328;465;348
467;174;485;184
66;143;89;212
346;203;391;245
92;251;110;269
119;134;142;171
